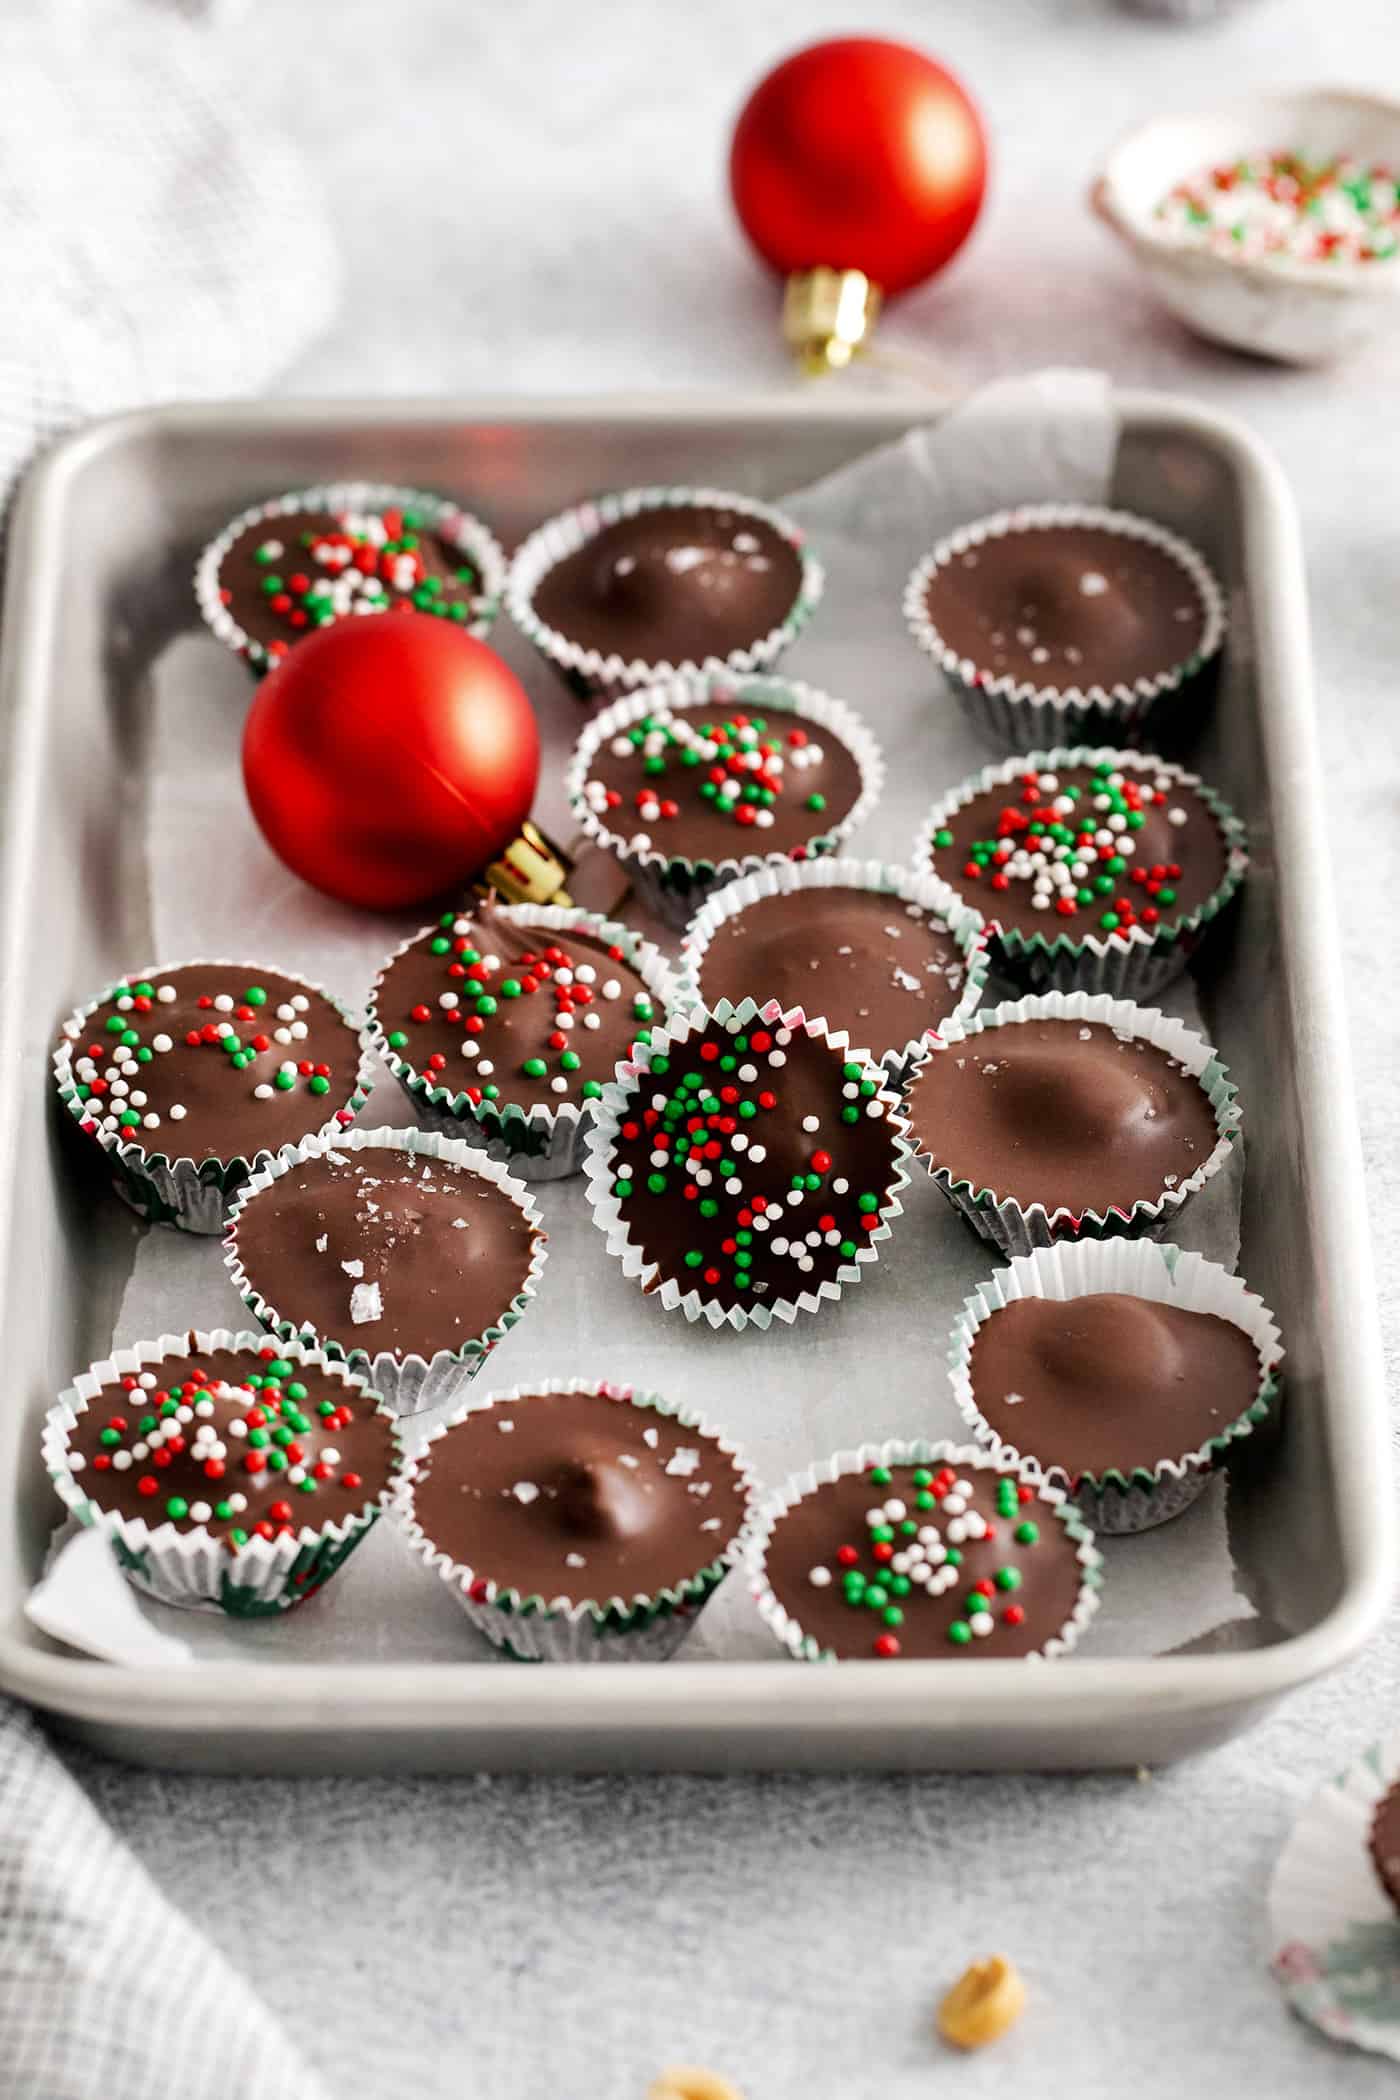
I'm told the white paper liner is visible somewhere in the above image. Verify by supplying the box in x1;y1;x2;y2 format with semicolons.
223;1123;549;1417
566;672;886;931
193;480;508;671
43;1327;405;1616
53;958;378;1234
583;995;914;1332
906;989;1241;1257
745;1437;1102;1663
911;744;1249;1001
674;856;991;1077
363;903;676;1182
392;1377;760;1661
1270;1729;1400;2060
504;483;824;704
948;1238;1282;1533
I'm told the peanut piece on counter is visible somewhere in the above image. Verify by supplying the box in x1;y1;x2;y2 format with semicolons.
647;2067;746;2100
937;1954;1027;2050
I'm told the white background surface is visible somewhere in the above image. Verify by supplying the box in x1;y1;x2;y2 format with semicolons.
61;2;1400;2095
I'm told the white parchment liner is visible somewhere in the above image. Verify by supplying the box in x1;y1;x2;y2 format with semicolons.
223;1123;548;1417
505;483;824;705
194;479;508;671
903;502;1227;750
905;989;1241;1257
43;1327;404;1615
393;1376;760;1662
675;856;991;1077
583;995;913;1332
53;958;377;1235
911;744;1248;1001
567;672;886;931
745;1436;1102;1663
364;903;676;1181
948;1238;1283;1533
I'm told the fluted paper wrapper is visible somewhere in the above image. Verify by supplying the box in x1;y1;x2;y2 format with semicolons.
903;504;1226;751
1270;1729;1400;2062
912;744;1248;1001
364;904;676;1181
194;479;508;672
745;1436;1102;1664
948;1238;1282;1533
53;959;377;1234
907;989;1240;1257
43;1327;403;1616
676;856;991;1078
223;1123;548;1417
584;996;913;1332
505;484;823;705
567;672;886;930
393;1378;759;1662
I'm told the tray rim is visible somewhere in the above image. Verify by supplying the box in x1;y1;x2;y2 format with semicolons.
0;387;1392;1757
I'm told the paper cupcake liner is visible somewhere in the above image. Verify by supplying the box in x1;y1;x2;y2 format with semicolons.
948;1238;1282;1534
1270;1729;1400;2061
567;672;886;931
675;856;991;1079
906;989;1241;1257
911;744;1248;1001
903;505;1226;752
392;1377;760;1661
222;1123;548;1417
364;904;676;1182
505;484;824;706
43;1327;404;1616
745;1436;1102;1663
194;480;508;673
583;995;914;1332
53;959;377;1234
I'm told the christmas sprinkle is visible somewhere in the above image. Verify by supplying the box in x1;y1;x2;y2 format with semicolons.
1156;152;1400;266
583;706;832;840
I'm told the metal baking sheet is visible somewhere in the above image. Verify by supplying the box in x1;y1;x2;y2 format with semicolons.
0;393;1390;1772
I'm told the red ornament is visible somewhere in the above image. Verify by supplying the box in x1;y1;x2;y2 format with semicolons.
242;619;540;911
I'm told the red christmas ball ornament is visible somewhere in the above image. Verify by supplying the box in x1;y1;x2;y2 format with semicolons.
242;618;540;911
729;37;987;368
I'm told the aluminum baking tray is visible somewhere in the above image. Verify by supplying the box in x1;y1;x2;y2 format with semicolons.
0;392;1390;1772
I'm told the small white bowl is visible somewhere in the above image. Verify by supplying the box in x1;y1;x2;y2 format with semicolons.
1092;88;1400;364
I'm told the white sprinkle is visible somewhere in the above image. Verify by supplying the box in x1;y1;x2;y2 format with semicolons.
349;1281;383;1325
808;1566;832;1588
511;1481;540;1504
665;1447;700;1477
315;1234;328;1252
341;1258;364;1278
254;1085;274;1100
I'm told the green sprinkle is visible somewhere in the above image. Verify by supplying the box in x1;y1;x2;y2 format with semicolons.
947;1621;972;1646
308;1074;330;1095
995;1566;1022;1591
1015;1521;1040;1545
388;1031;408;1050
274;1070;296;1091
166;1497;189;1521
522;1057;547;1079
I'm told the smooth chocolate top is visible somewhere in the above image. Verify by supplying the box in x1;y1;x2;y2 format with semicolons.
374;910;658;1113
581;703;865;865
216;501;489;656
608;1015;902;1310
907;1018;1217;1215
60;965;359;1163
697;887;968;1059
923;523;1207;691
533;502;803;666
67;1343;396;1541
1371;1782;1400;1914
968;1292;1262;1481
410;1389;749;1603
764;1459;1086;1661
232;1147;541;1361
925;757;1229;944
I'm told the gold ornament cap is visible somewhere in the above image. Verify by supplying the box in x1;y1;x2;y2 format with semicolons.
476;819;574;907
782;267;882;374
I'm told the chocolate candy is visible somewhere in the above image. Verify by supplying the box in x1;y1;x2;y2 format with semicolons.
1371;1782;1400;1914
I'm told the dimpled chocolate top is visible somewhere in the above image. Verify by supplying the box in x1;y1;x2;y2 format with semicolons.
968;1293;1262;1481
232;1148;541;1360
907;1019;1217;1215
533;503;803;666
217;502;489;655
374;912;659;1112
60;965;360;1164
697;888;968;1059
926;757;1229;944
764;1460;1086;1661
1370;1782;1400;1913
581;703;865;865
608;1016;901;1310
410;1389;749;1603
67;1344;396;1541
923;523;1207;691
